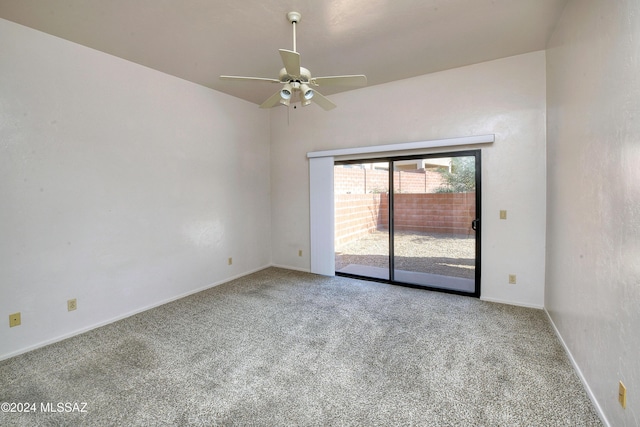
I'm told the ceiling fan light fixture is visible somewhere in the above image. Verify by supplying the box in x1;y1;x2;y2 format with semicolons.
219;11;367;111
300;83;314;100
280;83;293;100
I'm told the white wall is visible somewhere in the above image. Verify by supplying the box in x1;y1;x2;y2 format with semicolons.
0;19;271;359
270;51;547;308
546;1;640;425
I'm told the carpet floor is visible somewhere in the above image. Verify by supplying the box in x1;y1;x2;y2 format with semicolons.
1;267;602;426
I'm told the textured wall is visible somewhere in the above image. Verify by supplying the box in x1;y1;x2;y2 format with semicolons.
271;51;547;308
0;19;271;359
546;1;640;425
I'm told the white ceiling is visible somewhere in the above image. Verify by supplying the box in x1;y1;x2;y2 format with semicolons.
0;0;567;106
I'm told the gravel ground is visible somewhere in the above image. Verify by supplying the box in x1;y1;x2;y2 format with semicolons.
335;230;475;279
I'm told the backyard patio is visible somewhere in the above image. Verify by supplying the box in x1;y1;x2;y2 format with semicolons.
335;230;475;280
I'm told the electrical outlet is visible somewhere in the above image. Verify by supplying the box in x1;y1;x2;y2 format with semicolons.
508;274;517;284
228;257;232;265
298;250;303;257
67;298;77;312
9;312;21;327
500;210;507;220
619;381;627;409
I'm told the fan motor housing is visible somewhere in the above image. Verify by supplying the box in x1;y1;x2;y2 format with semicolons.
279;66;311;83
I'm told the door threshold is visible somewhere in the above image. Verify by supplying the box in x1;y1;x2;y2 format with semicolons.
336;264;478;296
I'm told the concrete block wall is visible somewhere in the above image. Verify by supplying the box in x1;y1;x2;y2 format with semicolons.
335;194;385;249
334;168;388;195
335;192;476;248
393;170;445;194
380;193;476;235
334;167;444;195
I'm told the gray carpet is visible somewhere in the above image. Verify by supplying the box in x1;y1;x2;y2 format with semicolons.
1;267;602;426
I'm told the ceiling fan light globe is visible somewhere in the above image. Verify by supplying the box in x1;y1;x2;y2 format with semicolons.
281;89;292;100
280;83;293;100
300;83;314;100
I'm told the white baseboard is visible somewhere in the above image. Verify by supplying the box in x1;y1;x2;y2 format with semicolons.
1;264;272;361
544;308;610;427
480;296;543;310
270;263;312;273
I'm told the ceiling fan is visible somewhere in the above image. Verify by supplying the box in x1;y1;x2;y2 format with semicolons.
220;11;367;111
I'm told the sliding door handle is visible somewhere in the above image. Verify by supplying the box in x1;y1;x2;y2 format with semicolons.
471;219;479;231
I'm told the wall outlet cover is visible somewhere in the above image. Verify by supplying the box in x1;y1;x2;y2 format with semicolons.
9;312;21;327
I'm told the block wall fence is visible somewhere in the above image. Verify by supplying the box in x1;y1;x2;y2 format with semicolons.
334;168;475;248
334;167;445;195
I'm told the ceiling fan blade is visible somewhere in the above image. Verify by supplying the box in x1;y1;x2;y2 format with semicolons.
259;90;284;109
220;76;280;83
310;90;336;111
311;75;367;86
279;49;301;77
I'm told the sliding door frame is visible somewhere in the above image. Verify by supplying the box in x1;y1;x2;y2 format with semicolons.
335;149;482;298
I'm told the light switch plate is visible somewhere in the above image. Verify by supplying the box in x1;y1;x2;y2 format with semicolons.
619;381;627;409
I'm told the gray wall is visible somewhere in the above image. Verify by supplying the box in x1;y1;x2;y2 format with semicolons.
546;1;640;425
0;18;272;359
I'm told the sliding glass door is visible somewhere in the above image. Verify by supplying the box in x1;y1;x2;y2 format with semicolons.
334;161;390;280
391;153;478;293
335;151;481;296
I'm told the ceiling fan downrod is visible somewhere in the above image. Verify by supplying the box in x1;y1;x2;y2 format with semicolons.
287;11;301;53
